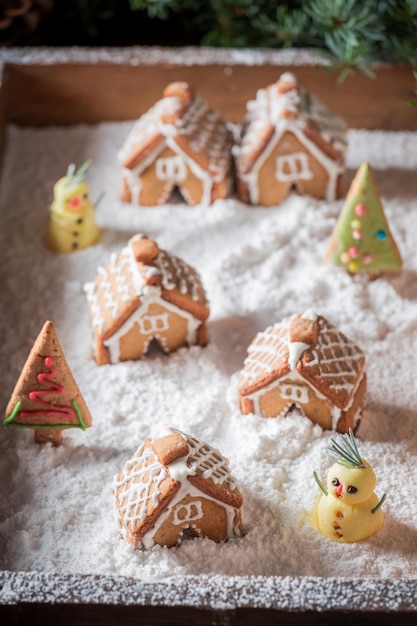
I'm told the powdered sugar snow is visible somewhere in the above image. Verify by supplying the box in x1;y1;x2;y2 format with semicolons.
0;123;417;591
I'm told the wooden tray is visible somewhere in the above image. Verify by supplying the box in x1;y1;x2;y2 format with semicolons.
0;47;416;625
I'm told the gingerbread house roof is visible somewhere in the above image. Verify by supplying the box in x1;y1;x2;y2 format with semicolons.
84;234;209;341
118;82;233;183
113;429;243;546
234;72;347;177
238;310;366;410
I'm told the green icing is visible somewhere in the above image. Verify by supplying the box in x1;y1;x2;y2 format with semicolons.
327;163;402;273
73;400;88;431
4;399;88;431
3;400;22;425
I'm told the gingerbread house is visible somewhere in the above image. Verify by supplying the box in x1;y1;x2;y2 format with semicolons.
118;82;234;207
238;310;367;433
234;72;347;206
113;429;244;549
84;235;209;365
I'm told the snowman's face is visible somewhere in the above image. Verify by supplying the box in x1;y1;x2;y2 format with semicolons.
53;177;90;216
326;459;376;504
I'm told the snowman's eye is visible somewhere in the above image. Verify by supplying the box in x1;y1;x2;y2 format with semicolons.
347;485;358;494
332;478;340;486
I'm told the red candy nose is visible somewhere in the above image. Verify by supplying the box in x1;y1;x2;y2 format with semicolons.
68;196;82;209
336;483;343;496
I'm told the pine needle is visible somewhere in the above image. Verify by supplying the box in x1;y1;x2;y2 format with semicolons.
66;163;76;178
328;428;364;468
72;160;91;184
313;471;328;496
372;493;386;514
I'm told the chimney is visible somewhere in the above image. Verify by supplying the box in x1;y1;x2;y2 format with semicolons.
289;310;319;346
131;236;159;265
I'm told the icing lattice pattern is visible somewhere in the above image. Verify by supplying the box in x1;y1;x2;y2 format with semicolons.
85;247;137;335
183;432;240;493
304;316;365;400
114;431;242;540
239;315;364;403
177;96;232;180
239;316;293;388
113;443;168;534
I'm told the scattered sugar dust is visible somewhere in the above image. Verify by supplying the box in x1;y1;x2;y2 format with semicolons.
0;124;417;583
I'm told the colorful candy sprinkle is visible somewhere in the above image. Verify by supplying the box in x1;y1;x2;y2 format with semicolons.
362;254;373;265
348;261;359;272
376;229;387;240
355;204;366;216
352;230;362;240
348;246;359;258
340;252;350;264
351;219;361;230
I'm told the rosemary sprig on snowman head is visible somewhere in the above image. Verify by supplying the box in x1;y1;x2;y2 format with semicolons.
65;161;91;186
327;428;366;469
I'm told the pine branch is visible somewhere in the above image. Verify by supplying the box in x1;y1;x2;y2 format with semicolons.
49;1;417;79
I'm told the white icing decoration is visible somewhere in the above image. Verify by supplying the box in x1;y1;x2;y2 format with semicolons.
172;501;203;525
103;294;201;363
288;309;318;370
280;71;297;83
123;135;212;206
85;238;207;363
155;155;187;182
84;281;105;334
240;311;365;428
236;77;347;204
113;431;242;549
137;313;170;335
113;444;168;533
275;152;313;182
119;93;232;207
246;367;365;430
302;308;318;321
240;316;292;386
281;381;310;404
242;122;344;204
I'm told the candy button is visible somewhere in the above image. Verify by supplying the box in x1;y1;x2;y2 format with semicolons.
340;252;350;264
348;246;359;258
348;260;359;272
355;204;366;216
351;219;361;229
376;229;387;240
362;254;373;265
352;229;362;240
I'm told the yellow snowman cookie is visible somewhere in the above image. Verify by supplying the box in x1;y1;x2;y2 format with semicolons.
45;162;100;253
312;429;385;543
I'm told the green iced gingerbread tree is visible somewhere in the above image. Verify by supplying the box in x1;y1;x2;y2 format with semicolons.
324;162;403;275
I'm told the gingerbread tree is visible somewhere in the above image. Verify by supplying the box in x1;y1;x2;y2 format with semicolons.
4;321;92;446
324;162;403;276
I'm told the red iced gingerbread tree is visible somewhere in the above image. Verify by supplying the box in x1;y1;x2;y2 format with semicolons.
4;321;92;446
324;162;403;276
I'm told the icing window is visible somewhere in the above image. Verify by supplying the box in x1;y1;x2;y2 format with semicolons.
173;500;203;525
280;383;309;404
138;313;170;335
276;152;313;182
156;156;187;182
